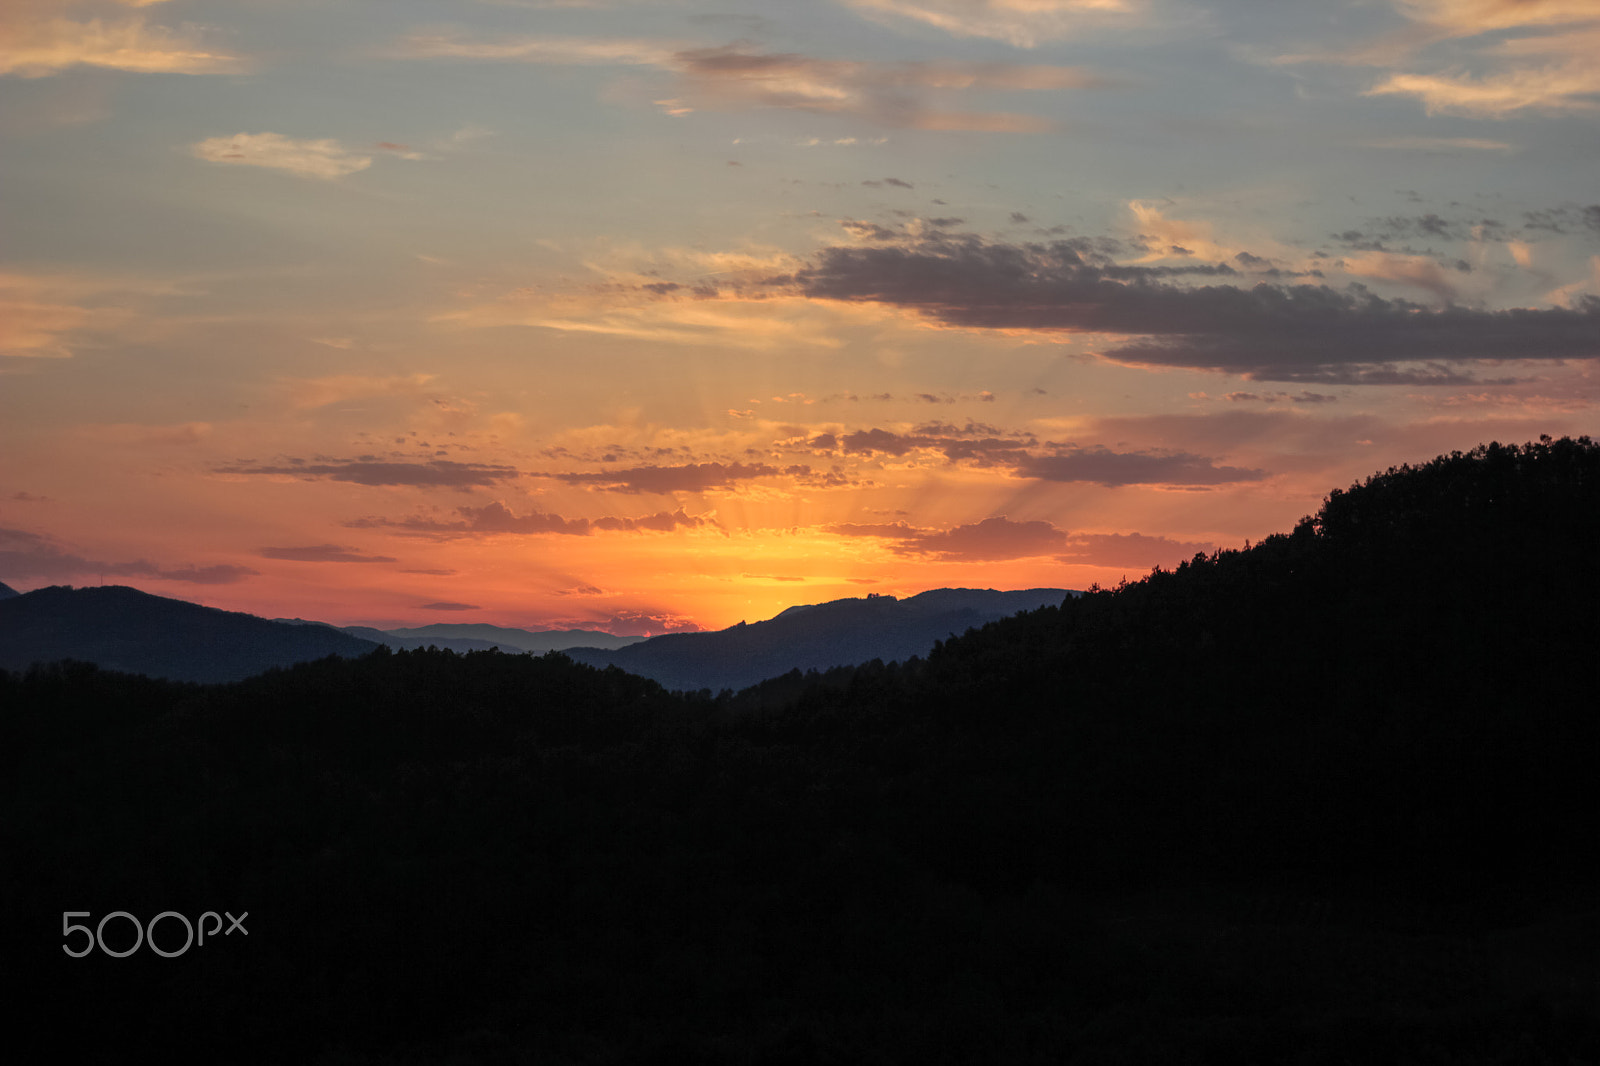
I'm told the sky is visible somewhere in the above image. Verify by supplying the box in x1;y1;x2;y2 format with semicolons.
2;0;1597;634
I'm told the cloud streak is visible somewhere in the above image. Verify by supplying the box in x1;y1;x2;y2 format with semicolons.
1280;0;1600;117
191;133;376;180
215;459;521;489
0;3;243;78
1;525;257;585
346;501;718;539
258;544;399;563
836;0;1159;48
547;461;855;494
391;34;1108;130
827;515;1068;560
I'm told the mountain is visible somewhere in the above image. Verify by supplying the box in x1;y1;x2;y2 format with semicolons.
0;585;381;683
563;586;1073;692
382;623;644;653
0;581;20;600
274;618;530;655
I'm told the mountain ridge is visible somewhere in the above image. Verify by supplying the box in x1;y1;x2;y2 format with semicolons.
564;586;1073;692
0;584;380;683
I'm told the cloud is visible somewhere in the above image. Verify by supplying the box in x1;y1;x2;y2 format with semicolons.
1282;0;1600;117
820;424;1033;462
1359;136;1515;153
87;421;211;446
419;601;479;611
1057;531;1218;568
747;230;1600;379
1221;390;1338;404
549;461;802;494
827;515;1068;560
345;501;717;538
807;421;1260;485
1393;0;1597;35
1128;200;1232;263
285;374;438;410
834;0;1160;48
391;33;1107;131
0;3;243;78
0;270;175;358
0;294;94;357
1340;250;1465;302
599;609;704;637
191;133;373;180
1365;58;1600;117
1012;447;1266;486
258;544;399;563
214;458;521;489
0;525;257;585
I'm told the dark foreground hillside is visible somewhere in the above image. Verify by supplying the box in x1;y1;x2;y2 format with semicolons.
2;438;1596;1064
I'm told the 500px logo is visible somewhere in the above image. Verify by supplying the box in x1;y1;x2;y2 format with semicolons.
62;910;248;958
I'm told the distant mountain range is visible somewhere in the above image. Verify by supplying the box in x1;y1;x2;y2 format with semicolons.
0;581;19;600
563;587;1074;693
383;623;643;653
0;585;381;684
0;583;1072;688
275;619;643;655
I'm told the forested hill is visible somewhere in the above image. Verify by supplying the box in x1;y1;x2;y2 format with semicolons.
3;437;1596;1064
795;435;1600;888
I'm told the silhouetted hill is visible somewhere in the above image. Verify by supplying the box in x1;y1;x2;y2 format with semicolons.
0;580;19;600
565;586;1072;691
0;585;380;682
384;622;644;653
3;438;1596;1064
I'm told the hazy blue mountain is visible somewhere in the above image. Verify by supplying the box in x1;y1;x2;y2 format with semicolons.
1;585;380;683
0;581;20;600
564;587;1073;692
275;618;523;654
383;623;645;653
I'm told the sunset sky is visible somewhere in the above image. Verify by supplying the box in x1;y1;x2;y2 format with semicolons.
2;0;1597;633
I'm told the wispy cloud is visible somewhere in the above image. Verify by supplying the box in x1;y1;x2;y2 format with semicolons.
834;0;1162;48
547;461;857;494
1365;47;1600;117
827;515;1068;560
390;33;1108;130
1012;447;1267;486
258;544;399;563
285;374;439;410
0;1;243;78
0;270;176;358
215;458;521;489
807;420;1265;485
191;133;374;180
1359;135;1515;152
346;501;718;538
1;525;257;584
1058;532;1219;569
1278;0;1600;117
